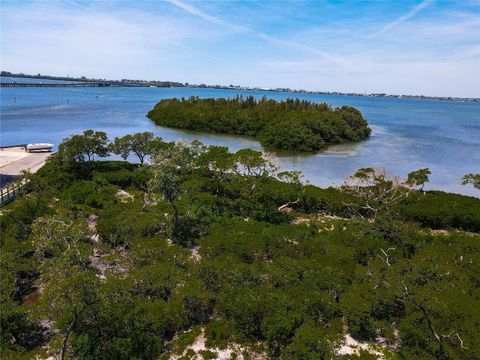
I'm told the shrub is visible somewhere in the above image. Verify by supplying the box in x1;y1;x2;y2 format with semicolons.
280;324;331;360
205;320;234;349
61;180;117;209
96;206;167;247
93;169;133;187
398;191;480;232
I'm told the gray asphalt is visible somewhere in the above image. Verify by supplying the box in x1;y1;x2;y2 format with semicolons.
0;151;52;187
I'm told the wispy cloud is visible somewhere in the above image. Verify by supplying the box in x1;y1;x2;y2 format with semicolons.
1;0;478;97
166;0;347;66
63;1;90;10
367;0;435;38
0;1;225;79
165;0;249;33
256;33;348;67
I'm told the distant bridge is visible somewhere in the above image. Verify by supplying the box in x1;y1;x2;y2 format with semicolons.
0;82;116;87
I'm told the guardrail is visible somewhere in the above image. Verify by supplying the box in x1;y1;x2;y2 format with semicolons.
0;180;26;206
1;144;27;151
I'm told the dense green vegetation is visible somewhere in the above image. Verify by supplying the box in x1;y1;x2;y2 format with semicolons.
147;96;371;152
1;130;479;360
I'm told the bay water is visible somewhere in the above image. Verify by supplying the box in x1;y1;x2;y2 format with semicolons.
1;78;479;196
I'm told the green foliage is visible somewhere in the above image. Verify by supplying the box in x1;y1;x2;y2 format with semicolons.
70;281;169;360
398;191;480;232
61;180;117;209
147;96;371;152
280;324;332;359
342;167;431;221
96;204;167;247
93;169;133;187
406;168;431;190
110;132;164;165
30;216;90;263
31;215;100;359
2;133;479;360
219;286;270;340
204;319;234;349
57;130;110;163
1;196;51;243
149;142;206;245
199;350;217;359
259;118;323;151
462;173;480;190
172;328;200;353
0;253;45;354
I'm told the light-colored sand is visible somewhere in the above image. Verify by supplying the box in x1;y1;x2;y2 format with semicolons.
336;333;386;358
171;327;267;360
0;147;52;176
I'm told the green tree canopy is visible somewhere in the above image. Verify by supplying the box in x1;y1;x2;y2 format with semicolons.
147;96;371;152
462;173;480;190
57;130;109;163
110;132;164;165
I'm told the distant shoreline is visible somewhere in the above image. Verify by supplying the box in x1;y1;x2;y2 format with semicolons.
1;70;479;102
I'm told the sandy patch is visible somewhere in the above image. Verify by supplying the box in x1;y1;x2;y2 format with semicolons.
116;189;134;203
336;333;386;358
171;328;266;360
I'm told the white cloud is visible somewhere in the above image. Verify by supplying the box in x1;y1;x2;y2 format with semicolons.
0;1;229;79
367;0;435;39
165;0;347;66
165;0;250;33
1;0;478;97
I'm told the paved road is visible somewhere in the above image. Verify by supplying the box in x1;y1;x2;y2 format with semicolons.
0;150;52;187
0;152;52;175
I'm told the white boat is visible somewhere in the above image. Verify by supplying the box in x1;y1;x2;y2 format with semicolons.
26;143;53;152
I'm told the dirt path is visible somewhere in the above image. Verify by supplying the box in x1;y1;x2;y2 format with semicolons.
87;214;128;280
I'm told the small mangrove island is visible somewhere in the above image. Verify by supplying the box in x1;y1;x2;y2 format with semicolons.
147;96;371;152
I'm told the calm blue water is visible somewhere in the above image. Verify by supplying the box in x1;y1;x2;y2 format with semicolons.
1;78;479;196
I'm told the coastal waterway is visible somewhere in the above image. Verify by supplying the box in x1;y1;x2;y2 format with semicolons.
1;77;479;196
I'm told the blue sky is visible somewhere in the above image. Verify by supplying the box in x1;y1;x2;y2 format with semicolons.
1;0;479;97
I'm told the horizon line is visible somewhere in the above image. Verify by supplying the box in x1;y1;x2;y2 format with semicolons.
1;70;479;101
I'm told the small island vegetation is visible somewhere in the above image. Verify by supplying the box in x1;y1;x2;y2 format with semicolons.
1;130;479;359
147;96;371;152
